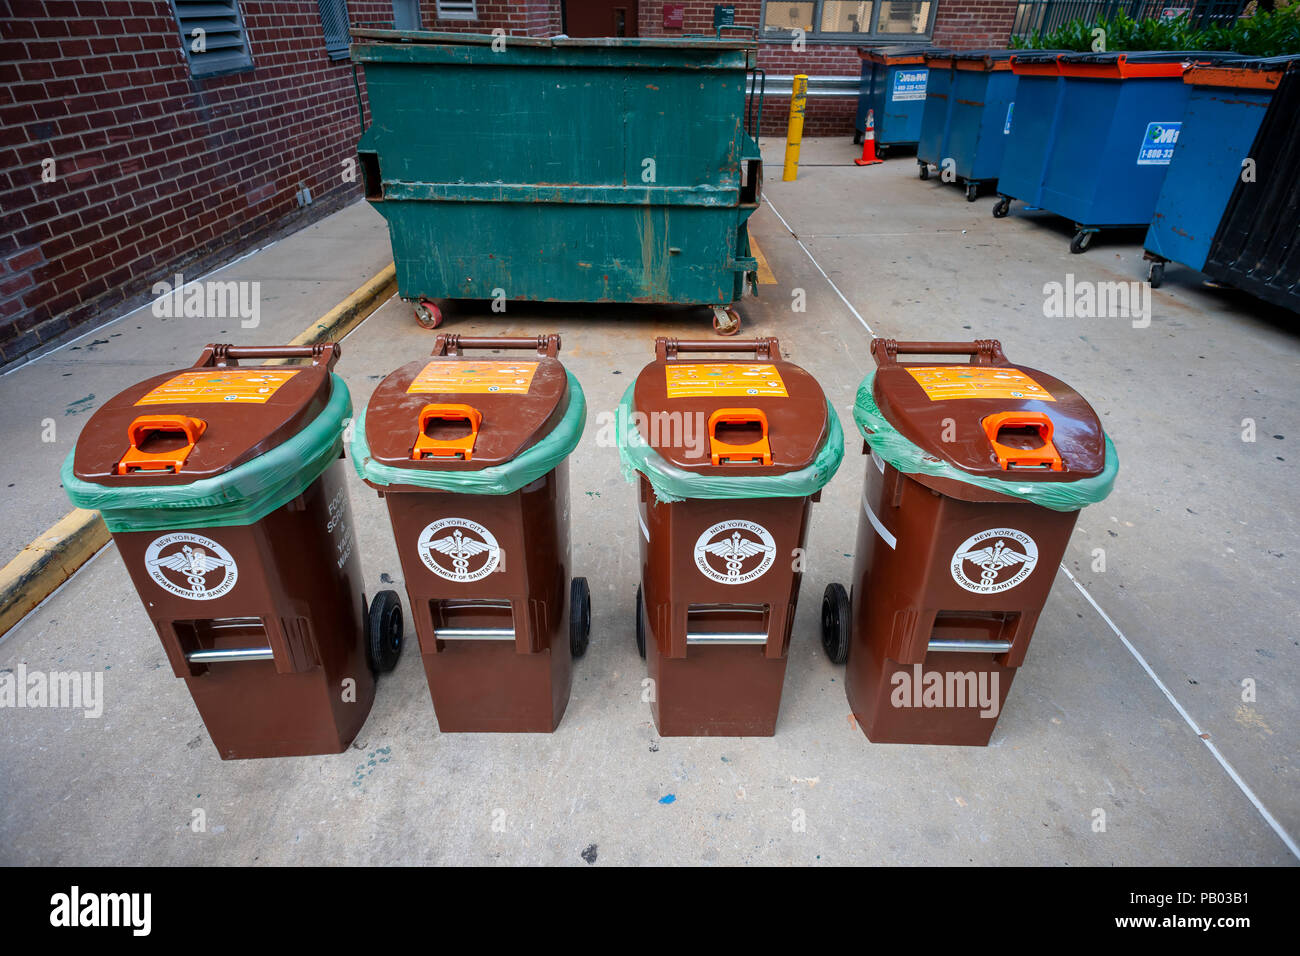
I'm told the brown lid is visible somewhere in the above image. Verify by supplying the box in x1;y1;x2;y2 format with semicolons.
870;339;1106;482
632;337;828;476
365;334;568;473
72;344;340;487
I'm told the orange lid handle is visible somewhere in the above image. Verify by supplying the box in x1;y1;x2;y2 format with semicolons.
116;414;207;475
412;403;481;461
982;411;1064;472
708;408;772;466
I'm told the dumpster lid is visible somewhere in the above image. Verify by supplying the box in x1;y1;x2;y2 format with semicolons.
364;335;569;473
1186;53;1300;89
868;339;1106;482
859;45;948;65
632;337;829;476
350;27;757;51
1010;51;1065;74
72;344;340;488
1057;50;1242;78
927;48;1017;70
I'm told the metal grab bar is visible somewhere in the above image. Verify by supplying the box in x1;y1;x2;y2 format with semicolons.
686;632;768;645
186;647;274;664
434;628;515;641
928;639;1013;654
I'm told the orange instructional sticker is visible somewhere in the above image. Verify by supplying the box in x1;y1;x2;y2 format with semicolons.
407;360;539;395
905;366;1056;402
665;364;788;398
135;369;301;406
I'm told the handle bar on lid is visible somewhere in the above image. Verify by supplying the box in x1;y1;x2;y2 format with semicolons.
870;338;1007;367
194;343;342;370
431;334;560;357
655;337;779;361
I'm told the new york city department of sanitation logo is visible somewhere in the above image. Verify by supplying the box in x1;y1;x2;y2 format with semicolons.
950;528;1038;594
417;518;501;582
145;532;238;600
694;520;777;585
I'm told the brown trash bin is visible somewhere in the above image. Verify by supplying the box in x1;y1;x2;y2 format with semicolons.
621;337;844;737
352;334;590;733
63;344;403;760
820;339;1116;745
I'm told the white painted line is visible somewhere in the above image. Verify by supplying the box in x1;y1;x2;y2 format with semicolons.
861;491;896;550
871;449;885;474
763;198;875;336
637;509;650;542
1058;563;1300;861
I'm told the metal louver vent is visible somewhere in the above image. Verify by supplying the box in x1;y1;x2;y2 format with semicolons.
436;1;478;20
317;0;351;60
171;0;254;77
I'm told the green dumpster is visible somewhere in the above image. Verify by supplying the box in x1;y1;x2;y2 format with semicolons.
352;29;763;335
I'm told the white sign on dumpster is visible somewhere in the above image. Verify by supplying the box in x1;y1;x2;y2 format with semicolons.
1137;121;1181;165
892;69;928;101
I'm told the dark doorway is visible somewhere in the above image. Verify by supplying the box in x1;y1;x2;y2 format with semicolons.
565;0;639;37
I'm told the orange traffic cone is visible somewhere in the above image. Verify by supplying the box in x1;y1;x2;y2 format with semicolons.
855;109;883;167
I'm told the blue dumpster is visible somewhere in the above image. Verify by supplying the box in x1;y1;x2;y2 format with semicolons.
994;51;1237;253
916;49;1018;201
856;45;948;156
993;52;1064;217
1143;56;1300;288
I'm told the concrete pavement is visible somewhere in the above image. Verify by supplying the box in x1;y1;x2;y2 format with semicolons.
0;139;1295;865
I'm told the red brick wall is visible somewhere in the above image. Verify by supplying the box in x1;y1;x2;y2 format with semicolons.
638;0;1018;135
0;1;393;364
411;0;560;35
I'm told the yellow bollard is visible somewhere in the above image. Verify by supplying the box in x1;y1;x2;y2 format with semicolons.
782;74;808;182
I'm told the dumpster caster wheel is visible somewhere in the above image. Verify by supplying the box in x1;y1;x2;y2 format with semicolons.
1069;229;1094;254
634;584;646;660
366;590;404;674
965;182;979;202
918;162;930;181
570;577;591;658
713;306;742;336
1148;260;1165;288
820;583;851;665
992;196;1011;219
414;299;442;329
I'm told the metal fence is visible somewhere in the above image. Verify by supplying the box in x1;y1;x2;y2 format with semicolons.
1011;0;1249;40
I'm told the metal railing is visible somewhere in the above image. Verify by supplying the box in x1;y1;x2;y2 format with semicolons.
746;74;860;99
1011;0;1248;40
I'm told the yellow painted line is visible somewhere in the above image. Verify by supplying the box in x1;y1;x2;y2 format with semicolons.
265;262;397;363
750;234;777;285
0;262;398;639
0;509;110;636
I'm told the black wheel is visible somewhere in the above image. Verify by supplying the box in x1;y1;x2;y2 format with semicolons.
918;162;930;181
853;129;863;146
366;590;403;673
820;583;851;665
1148;260;1165;288
965;182;979;202
1070;229;1094;254
634;584;646;660
876;144;888;159
992;196;1011;219
569;577;591;658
